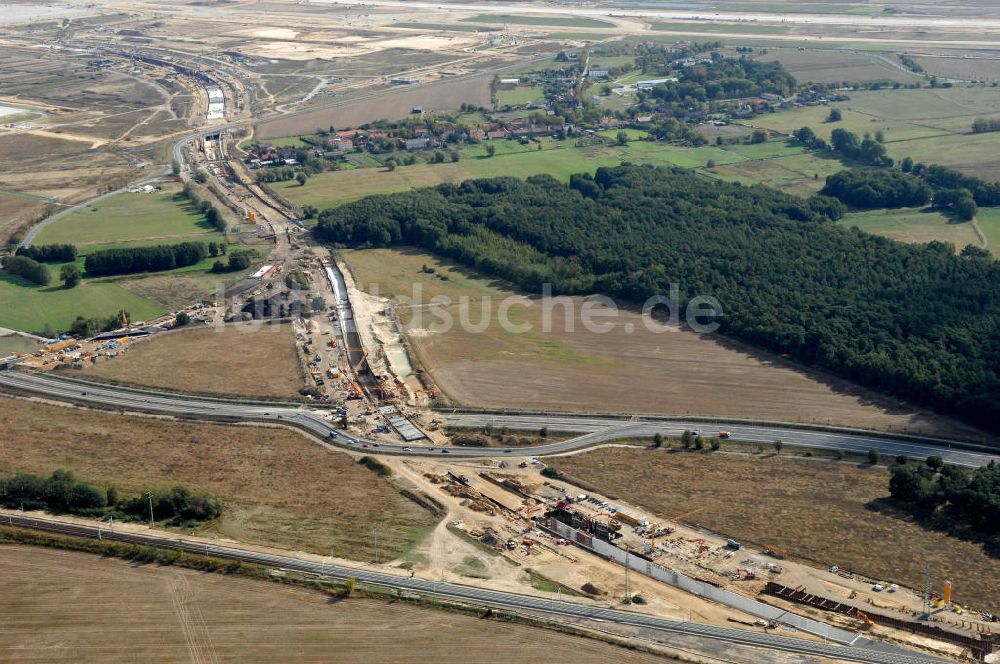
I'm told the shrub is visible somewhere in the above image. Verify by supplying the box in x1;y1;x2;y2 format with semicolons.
357;456;392;477
3;255;50;286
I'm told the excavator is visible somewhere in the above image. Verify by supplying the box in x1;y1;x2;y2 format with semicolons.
855;609;875;629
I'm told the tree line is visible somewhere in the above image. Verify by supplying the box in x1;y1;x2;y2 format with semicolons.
798;126;992;220
67;310;129;338
889;458;1000;554
0;469;222;525
16;243;77;262
971;117;1000;134
84;242;208;277
317;164;1000;434
182;182;226;233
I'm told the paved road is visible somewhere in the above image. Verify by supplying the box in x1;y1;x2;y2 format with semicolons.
1;371;996;467
445;413;999;467
0;513;944;664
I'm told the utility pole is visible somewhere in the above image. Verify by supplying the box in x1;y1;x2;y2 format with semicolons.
922;565;933;620
146;492;154;526
372;523;380;565
624;549;631;602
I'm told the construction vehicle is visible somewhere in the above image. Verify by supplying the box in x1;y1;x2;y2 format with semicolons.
763;544;788;559
737;567;757;580
614;511;646;528
42;340;80;355
855;609;875;628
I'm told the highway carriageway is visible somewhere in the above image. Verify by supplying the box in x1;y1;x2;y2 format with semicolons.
0;513;946;664
1;371;997;467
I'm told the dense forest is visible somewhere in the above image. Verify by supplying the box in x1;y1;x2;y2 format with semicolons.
317;164;1000;433
821;168;931;208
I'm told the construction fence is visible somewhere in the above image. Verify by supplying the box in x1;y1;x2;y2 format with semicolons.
538;516;860;645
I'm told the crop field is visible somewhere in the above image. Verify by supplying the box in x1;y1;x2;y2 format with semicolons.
341;248;981;439
912;54;1000;82
755;86;1000;178
838;207;985;252
885;131;1000;181
0;272;165;335
256;75;493;140
748;49;922;85
83;323;306;399
0;397;435;559
554;448;1000;613
460;14;614;28
34;183;218;246
0;546;663;664
0;192;44;224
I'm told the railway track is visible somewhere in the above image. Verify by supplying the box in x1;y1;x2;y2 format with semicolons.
0;513;945;664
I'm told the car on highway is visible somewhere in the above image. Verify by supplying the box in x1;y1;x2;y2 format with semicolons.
503;449;512;453
403;447;412;451
441;449;450;453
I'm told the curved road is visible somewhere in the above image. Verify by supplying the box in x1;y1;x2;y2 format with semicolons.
1;371;996;467
0;513;944;664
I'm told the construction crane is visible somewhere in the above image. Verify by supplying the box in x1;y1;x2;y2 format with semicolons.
649;522;660;551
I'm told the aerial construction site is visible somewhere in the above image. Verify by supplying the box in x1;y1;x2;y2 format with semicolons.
2;1;1000;663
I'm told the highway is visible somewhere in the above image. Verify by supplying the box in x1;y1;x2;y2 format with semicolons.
1;371;996;467
0;513;945;664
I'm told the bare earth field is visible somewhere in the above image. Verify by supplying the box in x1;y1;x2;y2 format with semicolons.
344;247;985;440
0;396;435;560
0;545;667;664
256;74;493;139
555;448;1000;613
82;323;307;399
